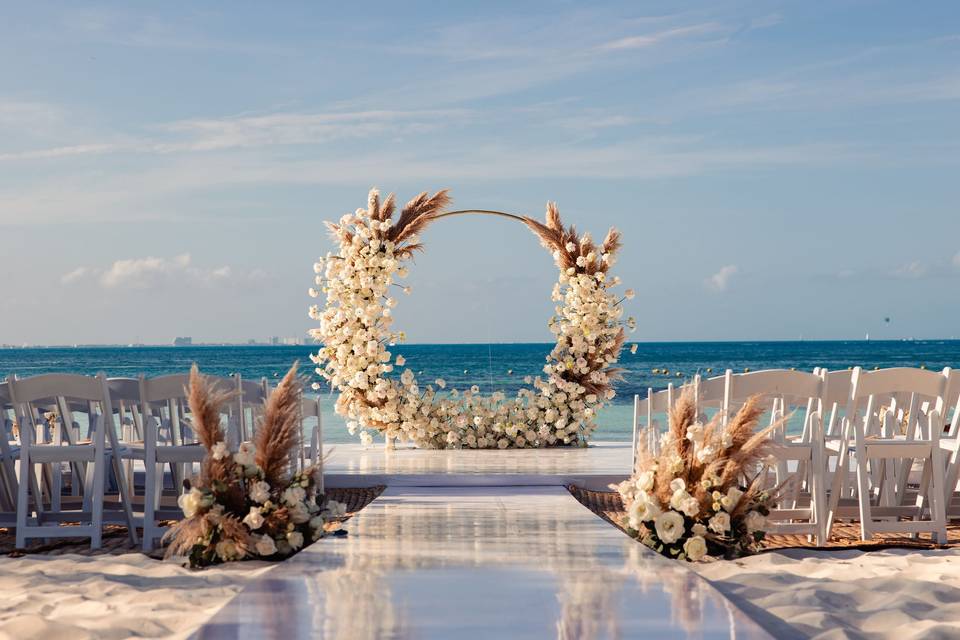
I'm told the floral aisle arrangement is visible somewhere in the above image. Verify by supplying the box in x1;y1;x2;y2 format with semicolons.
165;364;346;568
614;387;777;561
309;188;636;449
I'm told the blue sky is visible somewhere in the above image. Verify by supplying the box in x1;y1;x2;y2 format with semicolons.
1;1;958;344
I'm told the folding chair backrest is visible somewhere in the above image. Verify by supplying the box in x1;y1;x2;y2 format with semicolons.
107;378;143;441
694;370;731;421
846;367;950;445
6;373;115;448
944;369;960;437
727;369;824;441
138;374;193;447
236;375;270;440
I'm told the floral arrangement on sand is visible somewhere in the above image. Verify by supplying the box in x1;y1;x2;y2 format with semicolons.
308;188;636;449
165;363;346;568
614;387;776;561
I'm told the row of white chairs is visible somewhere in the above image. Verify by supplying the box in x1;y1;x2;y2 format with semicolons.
0;371;325;551
631;366;960;545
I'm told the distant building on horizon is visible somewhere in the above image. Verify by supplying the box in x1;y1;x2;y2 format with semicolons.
173;336;193;346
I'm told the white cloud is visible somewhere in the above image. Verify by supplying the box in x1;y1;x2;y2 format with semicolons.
0;100;65;132
0;139;869;225
749;14;783;30
156;109;471;152
894;261;927;279
0;108;471;161
599;23;726;51
705;265;738;292
62;254;263;290
60;266;95;284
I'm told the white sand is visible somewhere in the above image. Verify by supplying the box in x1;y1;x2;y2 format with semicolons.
0;553;273;640
695;548;960;639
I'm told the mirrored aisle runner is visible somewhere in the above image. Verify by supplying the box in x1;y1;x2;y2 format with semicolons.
194;484;771;639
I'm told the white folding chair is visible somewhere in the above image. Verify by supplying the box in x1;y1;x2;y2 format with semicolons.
825;367;950;543
0;383;18;515
726;369;827;543
8;373;137;549
935;369;960;514
138;373;216;551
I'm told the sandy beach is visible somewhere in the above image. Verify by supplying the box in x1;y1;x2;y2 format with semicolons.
0;552;272;640
695;548;960;639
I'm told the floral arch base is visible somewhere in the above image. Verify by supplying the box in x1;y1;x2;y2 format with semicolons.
309;189;636;450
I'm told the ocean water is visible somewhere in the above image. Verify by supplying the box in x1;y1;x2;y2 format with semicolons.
1;341;958;443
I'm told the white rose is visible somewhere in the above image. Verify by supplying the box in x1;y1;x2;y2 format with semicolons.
679;496;699;518
654;510;685;544
635;471;655;492
255;535;277;556
242;506;265;530
683;535;708;562
708;511;731;534
289;501;311;524
287;530;304;551
721;487;744;512
250;481;271;504
359;431;373;446
692;522;707;537
234;442;257;467
211;441;228;460
177;488;204;518
282;486;306;506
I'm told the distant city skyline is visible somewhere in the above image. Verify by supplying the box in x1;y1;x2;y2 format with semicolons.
2;1;959;345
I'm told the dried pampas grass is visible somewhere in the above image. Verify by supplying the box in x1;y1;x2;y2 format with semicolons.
254;363;303;488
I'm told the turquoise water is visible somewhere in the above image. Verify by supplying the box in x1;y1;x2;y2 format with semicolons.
1;341;958;443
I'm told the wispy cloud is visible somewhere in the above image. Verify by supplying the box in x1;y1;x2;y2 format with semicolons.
0;99;65;131
156;109;472;152
705;265;738;292
599;23;726;51
62;254;267;290
893;261;928;279
0;139;869;224
954;252;960;268
0;108;472;161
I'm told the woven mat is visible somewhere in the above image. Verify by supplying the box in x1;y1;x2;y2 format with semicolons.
567;486;959;552
0;485;386;558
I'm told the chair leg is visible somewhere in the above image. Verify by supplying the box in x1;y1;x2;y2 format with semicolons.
90;453;105;550
855;452;873;541
16;456;30;549
929;446;949;544
110;452;139;545
142;461;158;552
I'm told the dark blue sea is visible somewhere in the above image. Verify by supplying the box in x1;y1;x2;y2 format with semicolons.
1;341;958;443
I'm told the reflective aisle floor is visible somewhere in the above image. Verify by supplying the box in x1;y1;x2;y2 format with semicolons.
195;486;771;639
323;441;631;489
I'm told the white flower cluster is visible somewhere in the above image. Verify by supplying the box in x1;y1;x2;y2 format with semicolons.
614;414;771;562
175;441;346;567
309;202;635;449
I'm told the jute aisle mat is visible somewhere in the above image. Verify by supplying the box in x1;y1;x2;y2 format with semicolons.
0;485;385;557
567;486;958;552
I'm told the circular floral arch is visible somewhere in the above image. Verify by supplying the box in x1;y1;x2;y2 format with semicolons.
309;189;636;449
